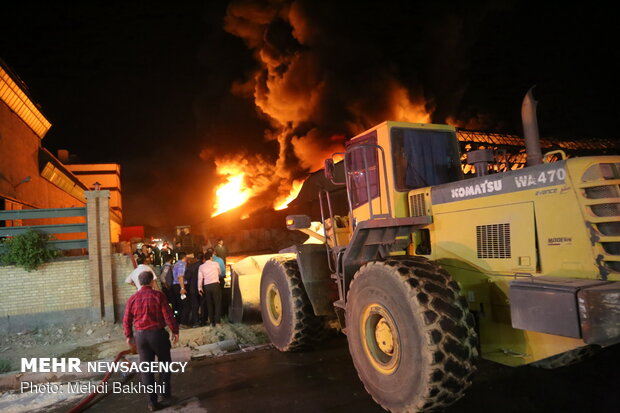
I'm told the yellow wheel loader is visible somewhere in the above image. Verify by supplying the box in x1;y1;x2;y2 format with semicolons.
235;90;620;412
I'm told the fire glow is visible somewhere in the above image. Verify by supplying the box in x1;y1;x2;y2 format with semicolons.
213;2;438;219
211;157;307;217
211;172;253;217
274;179;304;210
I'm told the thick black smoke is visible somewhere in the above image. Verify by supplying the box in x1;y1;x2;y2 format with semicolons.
221;0;499;187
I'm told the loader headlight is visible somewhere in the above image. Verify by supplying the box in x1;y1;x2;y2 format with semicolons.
286;215;311;230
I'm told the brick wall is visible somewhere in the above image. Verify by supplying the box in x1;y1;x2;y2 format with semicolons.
0;254;139;332
0;257;91;318
112;253;136;307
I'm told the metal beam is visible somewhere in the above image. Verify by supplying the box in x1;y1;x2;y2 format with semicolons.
48;239;88;250
0;207;86;220
0;239;88;252
0;223;87;237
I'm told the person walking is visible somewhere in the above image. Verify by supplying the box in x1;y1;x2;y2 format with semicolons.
198;250;222;326
171;252;188;324
123;271;179;411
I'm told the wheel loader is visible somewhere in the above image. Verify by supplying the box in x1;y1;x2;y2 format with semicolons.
234;90;620;412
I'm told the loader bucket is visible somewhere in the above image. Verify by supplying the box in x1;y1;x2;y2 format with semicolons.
229;254;281;323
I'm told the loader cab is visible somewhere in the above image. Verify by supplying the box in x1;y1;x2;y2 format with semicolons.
343;122;462;227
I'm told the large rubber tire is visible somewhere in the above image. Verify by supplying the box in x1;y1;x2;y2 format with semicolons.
531;345;600;369
346;257;478;413
260;256;324;351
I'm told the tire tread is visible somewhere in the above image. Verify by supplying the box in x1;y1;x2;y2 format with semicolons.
265;256;324;352
348;257;478;412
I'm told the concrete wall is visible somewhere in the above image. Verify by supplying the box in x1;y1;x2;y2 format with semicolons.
0;254;137;333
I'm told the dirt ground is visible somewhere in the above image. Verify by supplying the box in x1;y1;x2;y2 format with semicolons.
0;320;268;374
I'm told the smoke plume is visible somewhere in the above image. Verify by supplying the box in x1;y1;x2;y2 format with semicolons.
215;0;489;212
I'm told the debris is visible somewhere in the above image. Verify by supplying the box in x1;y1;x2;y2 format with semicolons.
192;339;240;359
86;329;93;336
126;347;191;364
240;344;272;352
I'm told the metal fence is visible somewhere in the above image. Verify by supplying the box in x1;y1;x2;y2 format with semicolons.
0;207;88;250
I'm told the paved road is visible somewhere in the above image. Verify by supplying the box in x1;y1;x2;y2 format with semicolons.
54;336;620;413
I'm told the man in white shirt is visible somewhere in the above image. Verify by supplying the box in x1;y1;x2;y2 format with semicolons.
126;257;158;290
198;251;222;326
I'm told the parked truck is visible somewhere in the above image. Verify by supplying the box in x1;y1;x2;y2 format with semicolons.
240;90;620;412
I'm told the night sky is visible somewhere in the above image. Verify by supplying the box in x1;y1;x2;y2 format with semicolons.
0;1;616;229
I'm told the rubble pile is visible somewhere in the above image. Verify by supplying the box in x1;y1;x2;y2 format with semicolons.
0;321;268;374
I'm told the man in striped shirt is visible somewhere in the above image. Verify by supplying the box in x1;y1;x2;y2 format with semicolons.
124;271;179;411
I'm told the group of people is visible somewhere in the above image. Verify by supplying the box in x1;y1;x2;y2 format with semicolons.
127;239;229;328
123;238;228;411
160;244;227;327
133;240;183;267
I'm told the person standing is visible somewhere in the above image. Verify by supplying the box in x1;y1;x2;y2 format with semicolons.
160;242;172;261
126;257;159;291
159;254;174;303
210;248;227;316
123;271;179;411
171;252;188;324
184;253;203;327
172;241;183;262
211;249;226;279
151;242;162;267
133;244;149;265
198;250;222;326
214;238;227;265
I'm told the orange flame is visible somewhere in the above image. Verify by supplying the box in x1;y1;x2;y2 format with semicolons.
211;156;309;216
211;165;254;217
274;179;304;210
390;85;431;124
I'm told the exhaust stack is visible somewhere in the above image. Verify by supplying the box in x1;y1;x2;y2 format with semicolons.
521;87;543;166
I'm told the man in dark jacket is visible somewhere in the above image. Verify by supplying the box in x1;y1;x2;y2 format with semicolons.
159;254;174;303
184;253;204;327
124;271;179;411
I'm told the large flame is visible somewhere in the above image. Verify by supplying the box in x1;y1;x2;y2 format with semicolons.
211;155;309;217
390;85;432;124
274;179;304;210
211;171;254;217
